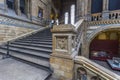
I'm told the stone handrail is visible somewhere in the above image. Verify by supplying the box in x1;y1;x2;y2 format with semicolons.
75;56;120;80
71;19;84;57
91;13;102;21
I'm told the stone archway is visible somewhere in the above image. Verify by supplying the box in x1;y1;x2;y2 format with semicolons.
83;24;120;58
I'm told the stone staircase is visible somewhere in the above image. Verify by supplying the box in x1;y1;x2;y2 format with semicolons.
0;28;52;80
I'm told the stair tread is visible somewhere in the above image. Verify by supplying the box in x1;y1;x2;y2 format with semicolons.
19;39;52;41
0;28;52;76
11;52;50;67
0;58;51;80
11;42;52;48
15;40;52;44
0;46;50;59
9;44;52;53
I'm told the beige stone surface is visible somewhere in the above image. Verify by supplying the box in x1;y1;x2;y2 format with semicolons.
50;56;74;80
0;0;4;3
0;24;34;43
50;25;76;80
31;0;51;19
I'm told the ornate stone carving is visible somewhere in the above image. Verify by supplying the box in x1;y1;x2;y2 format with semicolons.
56;37;68;50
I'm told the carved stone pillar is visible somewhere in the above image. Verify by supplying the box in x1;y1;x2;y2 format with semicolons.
15;0;21;16
102;0;109;20
50;24;76;80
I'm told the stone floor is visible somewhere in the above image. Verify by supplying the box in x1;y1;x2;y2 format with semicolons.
93;60;120;75
0;56;49;80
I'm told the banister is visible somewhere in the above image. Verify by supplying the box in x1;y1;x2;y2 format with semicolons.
71;19;84;58
75;56;120;80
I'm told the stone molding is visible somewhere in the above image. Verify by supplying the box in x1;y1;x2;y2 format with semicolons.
88;19;120;26
51;24;76;33
0;14;43;29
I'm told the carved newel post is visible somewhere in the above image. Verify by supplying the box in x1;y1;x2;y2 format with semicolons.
50;24;76;80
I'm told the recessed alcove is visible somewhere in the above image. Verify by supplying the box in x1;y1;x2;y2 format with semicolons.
90;30;120;61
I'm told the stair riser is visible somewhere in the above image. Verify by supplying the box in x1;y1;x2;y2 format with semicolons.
11;53;50;68
8;45;52;53
0;47;50;60
11;43;52;49
15;41;52;45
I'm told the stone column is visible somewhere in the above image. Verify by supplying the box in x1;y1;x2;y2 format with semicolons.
15;0;21;16
102;0;109;19
76;0;82;21
87;0;92;21
4;0;8;12
26;0;30;19
50;24;76;80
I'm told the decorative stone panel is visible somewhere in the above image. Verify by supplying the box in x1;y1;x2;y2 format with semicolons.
50;24;76;80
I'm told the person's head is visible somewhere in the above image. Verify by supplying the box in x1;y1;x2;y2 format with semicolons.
91;76;101;80
77;67;87;75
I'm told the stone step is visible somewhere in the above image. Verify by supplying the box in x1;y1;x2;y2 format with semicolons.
11;42;52;49
0;58;51;80
0;48;50;68
0;28;53;79
0;46;50;60
26;36;52;38
11;52;50;68
20;37;52;41
15;40;52;45
17;39;52;42
9;44;52;53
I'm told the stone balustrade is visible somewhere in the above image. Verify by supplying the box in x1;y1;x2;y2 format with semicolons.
88;19;120;26
109;10;120;19
91;10;120;21
91;13;102;21
74;56;120;80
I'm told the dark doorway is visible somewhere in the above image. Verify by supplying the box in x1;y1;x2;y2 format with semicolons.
6;0;14;9
20;0;25;14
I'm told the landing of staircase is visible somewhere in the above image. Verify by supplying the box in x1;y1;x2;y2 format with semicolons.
0;57;50;80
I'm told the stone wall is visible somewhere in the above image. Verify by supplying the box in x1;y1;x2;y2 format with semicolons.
50;56;74;80
0;24;34;43
31;0;51;19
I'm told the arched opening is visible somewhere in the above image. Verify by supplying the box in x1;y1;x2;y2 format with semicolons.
89;30;120;61
91;0;103;13
109;0;120;11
